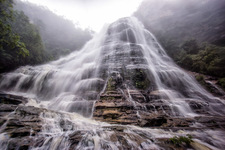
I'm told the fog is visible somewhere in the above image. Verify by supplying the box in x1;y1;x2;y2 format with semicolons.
134;0;225;45
15;0;93;59
15;0;225;58
21;0;142;32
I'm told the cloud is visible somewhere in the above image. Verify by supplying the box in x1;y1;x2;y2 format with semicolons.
21;0;142;32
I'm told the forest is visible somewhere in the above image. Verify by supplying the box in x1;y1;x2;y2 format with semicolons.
0;0;92;73
135;0;225;89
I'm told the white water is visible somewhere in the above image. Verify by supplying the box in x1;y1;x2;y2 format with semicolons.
0;17;225;149
0;25;108;117
1;17;224;117
0;103;224;149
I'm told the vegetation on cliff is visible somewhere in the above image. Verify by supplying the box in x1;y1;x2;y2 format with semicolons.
160;39;225;78
0;0;92;73
0;0;43;72
14;0;92;59
135;0;225;89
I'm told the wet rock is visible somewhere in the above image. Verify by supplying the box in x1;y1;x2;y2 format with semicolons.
0;93;28;105
94;90;171;127
9;127;31;138
59;119;74;131
140;116;167;127
104;125;126;132
120;28;137;43
69;130;87;149
0;93;43;149
102;109;123;119
165;118;193;128
149;90;169;100
187;100;209;114
195;116;225;129
0;104;17;112
6;137;34;150
191;141;212;150
190;72;225;98
82;91;99;100
0;92;224;150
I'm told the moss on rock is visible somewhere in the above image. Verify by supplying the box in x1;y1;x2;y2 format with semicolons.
131;69;150;90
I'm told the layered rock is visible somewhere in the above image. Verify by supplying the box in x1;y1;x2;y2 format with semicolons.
1;17;225;150
1;92;225;150
94;89;225;130
0;93;42;149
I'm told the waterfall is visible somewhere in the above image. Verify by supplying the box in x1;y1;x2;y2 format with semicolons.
0;17;225;150
0;24;108;117
1;17;224;117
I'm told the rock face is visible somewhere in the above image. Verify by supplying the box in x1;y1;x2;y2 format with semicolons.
1;93;225;150
0;93;42;149
189;71;225;99
92;18;225;131
94;90;168;126
1;17;225;150
93;89;225;130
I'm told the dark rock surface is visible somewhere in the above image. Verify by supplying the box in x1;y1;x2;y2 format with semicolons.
1;92;225;149
93;89;225;131
0;17;225;149
0;93;42;149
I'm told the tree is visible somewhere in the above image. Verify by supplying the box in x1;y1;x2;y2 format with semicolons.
11;11;48;65
0;0;29;72
181;39;199;54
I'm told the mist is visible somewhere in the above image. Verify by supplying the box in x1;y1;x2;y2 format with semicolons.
134;0;225;45
1;0;225;149
21;0;142;32
15;0;93;59
134;0;225;78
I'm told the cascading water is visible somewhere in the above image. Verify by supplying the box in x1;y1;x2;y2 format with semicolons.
0;17;225;149
0;25;107;117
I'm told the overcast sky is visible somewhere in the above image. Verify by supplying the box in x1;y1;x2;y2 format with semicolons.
21;0;143;32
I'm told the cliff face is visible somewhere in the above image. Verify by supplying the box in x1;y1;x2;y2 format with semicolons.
1;17;225;149
134;0;225;46
91;19;224;128
1;92;225;150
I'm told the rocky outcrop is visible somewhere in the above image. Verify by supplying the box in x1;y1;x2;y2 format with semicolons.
93;73;225;131
0;93;42;149
93;89;225;130
188;71;225;99
1;17;225;150
93;90;169;126
1;92;225;150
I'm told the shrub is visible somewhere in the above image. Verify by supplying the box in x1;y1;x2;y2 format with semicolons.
169;135;193;147
218;78;225;89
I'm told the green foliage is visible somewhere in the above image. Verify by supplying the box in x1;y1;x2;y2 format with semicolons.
0;0;94;73
179;54;193;69
107;77;116;91
14;0;92;59
181;39;199;54
195;75;207;88
159;38;225;78
0;0;50;72
155;34;180;60
0;0;29;72
218;78;225;89
195;75;204;82
191;44;225;77
11;11;48;65
0;0;92;73
169;135;193;147
132;69;150;90
135;0;225;79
